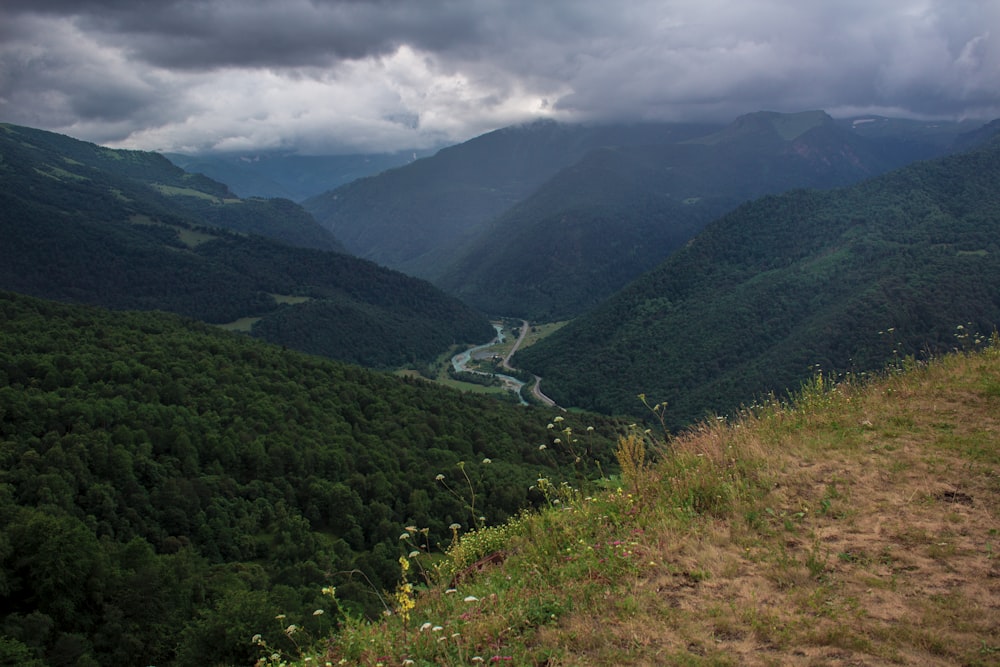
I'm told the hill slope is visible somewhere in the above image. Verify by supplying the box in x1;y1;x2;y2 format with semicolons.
302;119;719;280
0;291;621;666
0;123;492;367
0;123;343;252
317;343;1000;665
439;110;936;320
514;130;1000;426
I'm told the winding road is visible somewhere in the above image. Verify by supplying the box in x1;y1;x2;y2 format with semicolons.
501;320;560;409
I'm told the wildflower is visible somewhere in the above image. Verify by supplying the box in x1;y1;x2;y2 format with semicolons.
432;626;443;632
403;661;415;666
464;595;479;602
538;444;547;451
482;457;492;464
553;438;561;444
420;622;432;631
435;474;445;481
547;423;555;429
445;588;457;595
313;609;324;616
399;533;410;540
285;624;298;635
554;416;564;423
409;550;420;558
450;523;461;531
472;658;485;663
405;526;418;533
321;586;336;598
275;614;286;620
586;426;594;432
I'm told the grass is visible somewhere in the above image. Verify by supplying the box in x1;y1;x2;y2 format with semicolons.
270;340;1000;666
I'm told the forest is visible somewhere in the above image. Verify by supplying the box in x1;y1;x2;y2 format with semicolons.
0;291;621;666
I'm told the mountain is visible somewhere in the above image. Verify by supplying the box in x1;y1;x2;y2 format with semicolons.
0;123;492;367
166;150;433;201
302;119;720;280
513;128;1000;427
0;123;343;252
436;110;961;320
0;290;621;666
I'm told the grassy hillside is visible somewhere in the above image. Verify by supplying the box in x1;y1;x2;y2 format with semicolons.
294;342;1000;665
0;291;621;666
0;123;493;368
515;131;1000;426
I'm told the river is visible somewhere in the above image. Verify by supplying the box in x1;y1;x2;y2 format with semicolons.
451;324;528;405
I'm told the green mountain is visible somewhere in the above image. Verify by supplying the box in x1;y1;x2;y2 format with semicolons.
166;150;433;202
514;129;1000;428
0;291;621;666
437;111;961;320
0;123;492;367
0;123;343;252
302;119;719;280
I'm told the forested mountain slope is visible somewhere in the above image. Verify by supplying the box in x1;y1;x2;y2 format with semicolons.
0;291;620;666
514;129;1000;427
0;123;343;252
302;119;719;280
0;123;492;367
439;110;942;320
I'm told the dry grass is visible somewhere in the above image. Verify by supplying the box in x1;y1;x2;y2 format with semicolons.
308;346;1000;666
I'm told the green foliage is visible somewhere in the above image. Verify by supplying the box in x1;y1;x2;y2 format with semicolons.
0;291;621;665
516;135;1000;427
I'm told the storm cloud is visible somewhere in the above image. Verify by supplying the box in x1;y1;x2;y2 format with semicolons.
1;0;997;153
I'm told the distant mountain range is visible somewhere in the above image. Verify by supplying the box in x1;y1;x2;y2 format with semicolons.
0;123;492;367
303;111;981;320
513;127;1000;427
166;149;434;201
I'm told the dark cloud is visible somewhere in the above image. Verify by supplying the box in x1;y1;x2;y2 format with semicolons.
1;0;997;153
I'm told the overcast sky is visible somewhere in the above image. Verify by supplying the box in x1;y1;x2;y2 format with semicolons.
1;0;998;154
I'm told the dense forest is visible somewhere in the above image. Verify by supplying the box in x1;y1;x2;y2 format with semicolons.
515;131;1000;427
0;291;621;666
0;123;494;368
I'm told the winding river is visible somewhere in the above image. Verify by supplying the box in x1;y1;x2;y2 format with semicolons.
451;324;528;405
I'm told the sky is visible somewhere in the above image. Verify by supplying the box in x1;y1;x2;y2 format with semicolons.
1;0;998;155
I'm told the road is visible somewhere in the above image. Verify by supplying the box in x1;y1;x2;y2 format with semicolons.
501;319;561;409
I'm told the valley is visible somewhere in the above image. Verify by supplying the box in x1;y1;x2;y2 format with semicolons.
2;111;999;666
